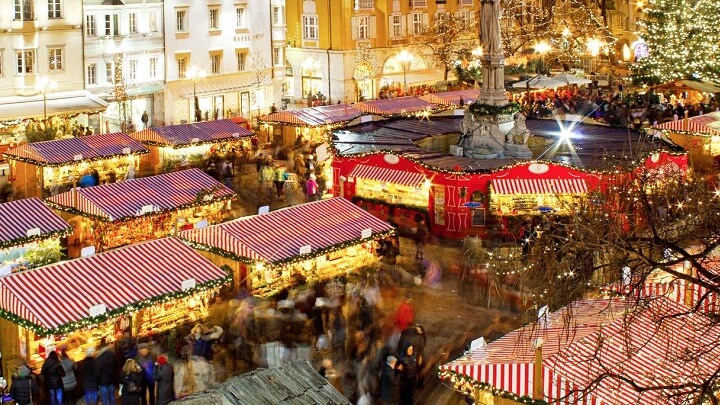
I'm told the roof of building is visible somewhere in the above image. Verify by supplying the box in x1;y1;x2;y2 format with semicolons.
0;198;72;248
260;104;363;127
131;120;254;147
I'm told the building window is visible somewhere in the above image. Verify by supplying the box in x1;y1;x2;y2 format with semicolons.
390;15;402;38
460;0;474;5
87;64;96;85
410;13;425;35
176;10;187;32
16;50;34;74
273;47;282;67
85;15;96;36
355;0;374;9
48;0;61;19
237;52;247;71
148;10;158;32
128;13;137;34
15;0;34;21
128;59;137;81
177;57;187;78
357;16;369;39
106;62;113;83
209;8;219;29
104;14;119;36
235;7;246;28
149;57;158;78
48;48;63;71
272;6;281;26
303;15;318;40
210;54;221;74
411;0;428;7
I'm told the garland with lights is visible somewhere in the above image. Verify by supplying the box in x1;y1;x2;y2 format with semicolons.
0;265;232;337
351;196;429;216
138;136;256;149
2;150;148;168
438;369;548;405
0;227;73;250
258;117;359;130
467;102;521;118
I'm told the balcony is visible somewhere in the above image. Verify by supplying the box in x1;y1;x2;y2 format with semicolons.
411;0;428;7
355;0;374;9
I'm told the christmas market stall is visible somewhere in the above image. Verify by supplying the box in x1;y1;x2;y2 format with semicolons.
0;198;72;275
2;132;148;199
651;111;720;171
439;297;720;405
45;168;235;257
0;237;230;378
653;80;720;107
130;119;255;175
259;104;363;147
353;96;443;120
420;89;481;109
179;198;394;297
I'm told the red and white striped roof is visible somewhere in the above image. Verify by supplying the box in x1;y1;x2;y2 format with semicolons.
354;96;439;117
654;112;720;136
0;198;71;246
420;89;481;107
349;164;427;189
47;169;235;221
3;133;148;166
0;237;227;334
261;104;363;127
179;198;394;264
491;178;588;195
131;119;254;147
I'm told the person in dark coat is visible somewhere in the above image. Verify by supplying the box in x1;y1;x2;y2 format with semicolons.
380;355;401;405
398;325;426;366
153;355;174;405
120;359;144;405
95;343;118;405
83;348;99;405
397;343;420;405
41;351;65;405
10;365;39;405
135;343;155;405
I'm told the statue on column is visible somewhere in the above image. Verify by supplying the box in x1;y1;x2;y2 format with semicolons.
481;0;503;56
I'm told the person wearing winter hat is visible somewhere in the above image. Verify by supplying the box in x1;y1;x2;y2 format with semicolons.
153;355;174;405
10;365;39;405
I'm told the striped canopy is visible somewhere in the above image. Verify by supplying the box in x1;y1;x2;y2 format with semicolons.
3;133;148;166
131;119;254;147
46;169;235;222
0;198;71;247
261;104;363;127
349;164;427;189
654;112;720;136
0;237;229;335
491;178;588;195
420;89;481;107
179;198;394;264
354;97;440;117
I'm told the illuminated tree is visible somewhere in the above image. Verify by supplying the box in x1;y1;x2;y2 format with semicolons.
113;53;131;131
353;39;377;83
632;0;720;84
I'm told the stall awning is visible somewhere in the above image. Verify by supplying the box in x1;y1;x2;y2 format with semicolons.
354;96;441;117
179;198;394;264
3;132;148;166
131;119;255;147
0;90;108;122
46;168;235;222
349;164;427;189
420;89;481;107
0;237;229;336
260;104;363;127
654;112;720;136
491;178;588;195
0;198;71;248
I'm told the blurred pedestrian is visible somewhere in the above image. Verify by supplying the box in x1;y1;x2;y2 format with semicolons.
95;342;118;405
153;355;174;405
10;365;39;405
305;174;318;202
60;349;78;405
395;294;415;333
318;358;342;394
273;163;287;199
397;344;420;405
41;351;65;405
414;215;429;260
294;153;306;178
380;355;402;405
83;348;99;405
135;343;156;405
119;359;144;405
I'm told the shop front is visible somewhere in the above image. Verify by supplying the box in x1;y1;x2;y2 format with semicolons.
652;112;720;172
0;198;72;274
130;119;255;175
489;177;588;216
0;237;230;379
180;198;394;297
3;132;148;199
45;169;235;257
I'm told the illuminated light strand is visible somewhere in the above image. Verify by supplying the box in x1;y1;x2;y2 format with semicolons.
438;369;548;405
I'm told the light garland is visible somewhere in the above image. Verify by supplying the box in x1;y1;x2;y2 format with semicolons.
139;136;256;149
467;102;521;118
2;150;148;168
0;266;232;337
351;196;429;215
438;369;548;405
0;228;73;250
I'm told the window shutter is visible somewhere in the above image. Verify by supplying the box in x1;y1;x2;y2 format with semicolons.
422;13;428;29
388;15;394;38
401;16;407;37
351;16;358;40
369;16;376;38
406;14;412;34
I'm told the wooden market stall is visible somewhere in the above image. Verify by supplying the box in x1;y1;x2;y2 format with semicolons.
45;168;236;257
130;119;255;175
179;198;394;297
0;198;72;275
652;112;720;172
439;297;720;404
2;132;148;199
653;79;720;106
419;89;481;109
353;96;444;120
0;237;230;379
259;104;363;147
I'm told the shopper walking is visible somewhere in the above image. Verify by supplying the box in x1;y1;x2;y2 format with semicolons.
305;174;318;202
119;359;144;405
273;163;287;199
135;344;156;405
380;355;402;405
41;351;65;405
95;342;118;405
60;349;78;405
153;355;174;405
83;348;99;405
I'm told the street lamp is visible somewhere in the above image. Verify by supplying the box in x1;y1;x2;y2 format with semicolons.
534;41;551;74
586;38;602;73
36;76;58;121
396;50;414;95
187;65;207;122
471;46;483;65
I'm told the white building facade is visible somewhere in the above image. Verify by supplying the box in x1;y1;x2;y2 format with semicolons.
83;0;165;132
163;0;285;125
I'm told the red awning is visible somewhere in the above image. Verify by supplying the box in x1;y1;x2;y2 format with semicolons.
354;96;440;117
420;89;481;107
654;113;720;135
349;164;427;189
179;198;394;264
491;178;588;195
131;119;254;147
261;104;363;127
0;238;229;335
46;169;235;221
0;198;71;247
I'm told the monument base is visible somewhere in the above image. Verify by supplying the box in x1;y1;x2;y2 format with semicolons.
462;113;514;159
504;143;533;159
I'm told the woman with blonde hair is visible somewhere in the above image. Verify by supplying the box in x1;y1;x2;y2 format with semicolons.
120;359;144;405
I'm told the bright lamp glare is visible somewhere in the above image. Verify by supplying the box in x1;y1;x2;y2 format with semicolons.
559;129;573;141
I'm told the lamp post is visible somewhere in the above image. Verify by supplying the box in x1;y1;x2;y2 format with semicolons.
534;41;551;74
36;76;58;121
396;49;414;95
187;65;206;122
586;38;602;73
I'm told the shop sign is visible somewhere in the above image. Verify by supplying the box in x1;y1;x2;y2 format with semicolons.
315;143;330;162
191;137;200;143
361;228;372;239
232;132;241;138
299;245;312;255
73;154;83;161
122;147;131;155
81;246;96;257
141;205;157;214
383;154;400;165
258;205;269;215
89;303;107;318
195;220;208;229
528;163;549;174
202;194;213;202
181;278;197;291
25;227;41;237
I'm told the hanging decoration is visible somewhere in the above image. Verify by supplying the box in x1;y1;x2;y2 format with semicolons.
438;369;548;405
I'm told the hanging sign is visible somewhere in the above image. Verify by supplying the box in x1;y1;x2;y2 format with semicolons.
181;278;197;291
299;245;312;255
258;206;269;215
26;227;41;237
190;137;200;143
89;304;107;318
80;246;96;257
122;147;132;155
73;154;83;161
361;228;372;239
195;220;208;229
